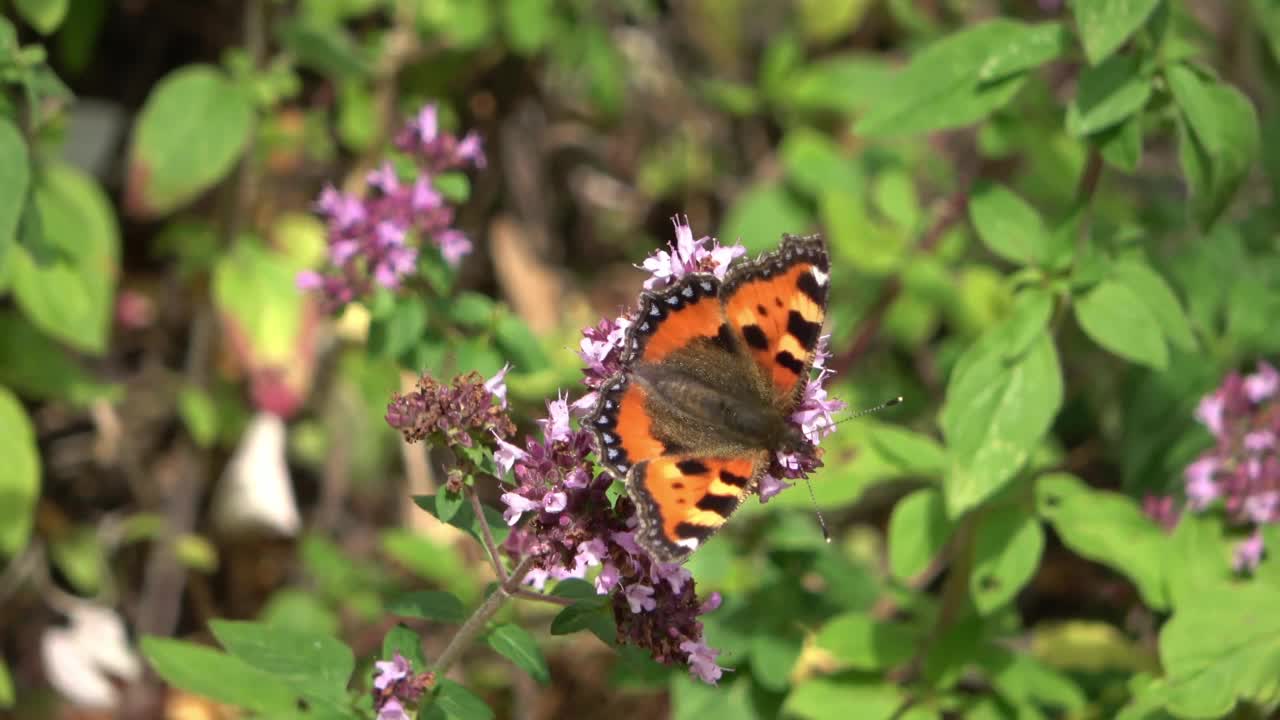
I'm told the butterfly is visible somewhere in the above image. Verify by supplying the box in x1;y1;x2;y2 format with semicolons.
585;233;830;563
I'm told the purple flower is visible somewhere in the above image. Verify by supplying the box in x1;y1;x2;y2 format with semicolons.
484;364;511;408
377;698;410;720
1234;530;1266;573
757;473;790;503
639;216;745;290
1185;457;1221;510
493;433;528;475
539;394;573;443
680;640;726;684
1245;362;1279;403
595;562;621;593
501;492;540;526
542;491;568;513
374;653;410;691
623;584;656;613
301;104;485;309
700;592;723;613
1195;393;1225;436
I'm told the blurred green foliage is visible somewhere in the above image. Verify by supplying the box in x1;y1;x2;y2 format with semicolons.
2;0;1280;718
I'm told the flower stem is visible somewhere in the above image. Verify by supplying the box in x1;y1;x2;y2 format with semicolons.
468;485;508;584
431;555;535;676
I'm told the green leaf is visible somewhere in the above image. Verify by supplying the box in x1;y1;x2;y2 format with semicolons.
0;116;29;276
0;656;12;708
1164;510;1232;607
780;128;862;200
970;505;1044;615
1111;260;1196;351
14;0;69;34
11;163;119;354
1035;473;1167;609
209;620;354;691
0;388;41;557
1160;583;1280;717
275;19;372;80
941;332;1063;517
178;386;219;448
1072;0;1162;65
867;425;947;476
486;624;549;683
141;637;299;713
1073;279;1168;369
1166;65;1260;228
782;55;893;115
796;0;874;45
1066;53;1153;137
49;525;104;593
126;65;253;217
1097;112;1143;172
968;182;1052;266
857;20;1064;136
387;591;466;624
494;311;548;372
550;598;615;646
413;494;510;548
888;488;952;582
449;292;495;330
502;0;557;55
750;632;802;691
0;313;118;404
982;645;1087;712
434;679;495;720
784;679;906;720
815;612;919;669
382;624;429;672
719;181;811;254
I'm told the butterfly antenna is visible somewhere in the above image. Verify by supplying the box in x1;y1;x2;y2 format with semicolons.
803;477;831;544
833;395;904;426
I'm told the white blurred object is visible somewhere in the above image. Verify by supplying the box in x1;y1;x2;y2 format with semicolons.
211;412;301;537
40;602;141;709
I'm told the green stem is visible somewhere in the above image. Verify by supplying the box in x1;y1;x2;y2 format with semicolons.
430;555;535;676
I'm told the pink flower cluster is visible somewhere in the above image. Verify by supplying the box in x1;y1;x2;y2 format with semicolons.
299;105;484;309
1184;361;1279;571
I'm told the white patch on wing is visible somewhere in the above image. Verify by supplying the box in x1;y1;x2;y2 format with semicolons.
810;267;829;286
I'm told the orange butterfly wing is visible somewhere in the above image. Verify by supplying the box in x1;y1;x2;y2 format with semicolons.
586;275;723;477
720;234;830;404
628;453;766;563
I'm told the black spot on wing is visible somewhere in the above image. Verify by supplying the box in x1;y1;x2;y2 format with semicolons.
695;493;738;516
719;469;749;487
756;304;768;316
797;269;826;305
775;350;804;375
786;311;821;352
676;459;710;475
742;324;768;350
662;439;689;455
713;323;736;353
675;522;716;541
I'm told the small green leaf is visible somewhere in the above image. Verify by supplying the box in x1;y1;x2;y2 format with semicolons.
1074;279;1168;369
0;116;30;275
719;181;812;254
1066;53;1152;137
178;386;219;448
387;591;466;624
867;426;946;476
780;128;862;200
141;637;299;713
49;525;103;593
1111;260;1196;351
275;19;372;80
413;494;510;548
969;182;1052;266
1072;0;1162;65
782;55;893;115
486;624;549;683
1097;112;1143;172
15;0;70;35
750;632;802;691
1036;473;1168;609
368;296;428;361
970;506;1044;615
0;656;12;708
382;624;429;672
888;488;952;582
126;65;253;218
941;332;1063;517
784;678;906;720
0;388;40;556
503;0;557;55
11;163;119;354
435;488;465;524
209;620;354;690
449;292;495;330
494;312;548;372
982;645;1087;712
550;600;615;646
434;679;495;720
815;613;919;669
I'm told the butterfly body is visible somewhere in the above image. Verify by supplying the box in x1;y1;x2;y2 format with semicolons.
587;234;831;563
